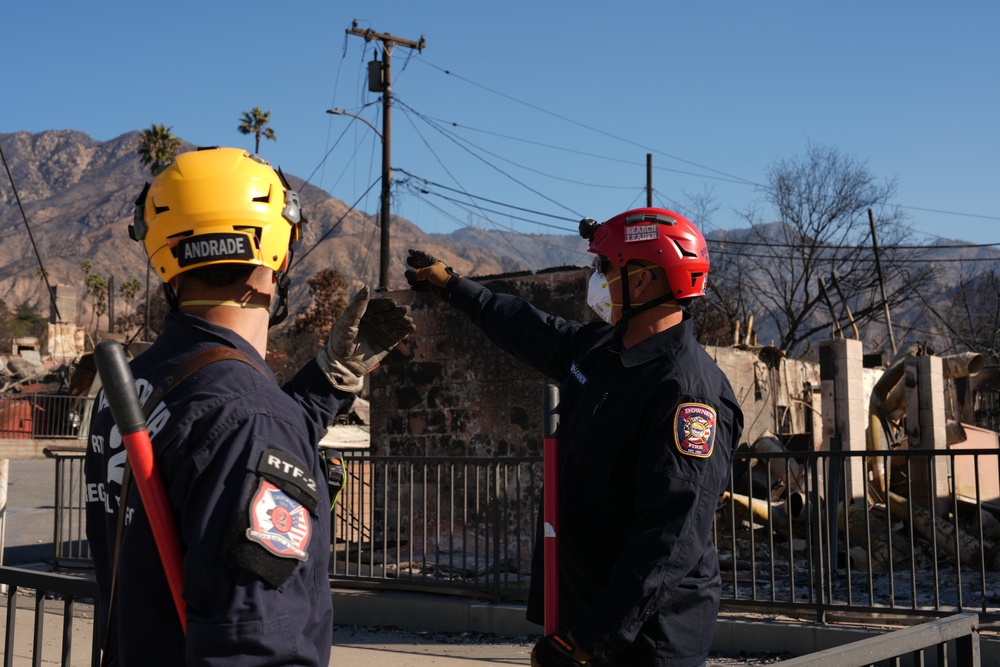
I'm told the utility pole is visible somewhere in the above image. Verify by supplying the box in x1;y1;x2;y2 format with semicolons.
646;153;653;207
868;208;897;355
346;20;425;290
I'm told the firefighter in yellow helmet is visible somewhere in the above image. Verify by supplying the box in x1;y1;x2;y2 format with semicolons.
86;147;414;665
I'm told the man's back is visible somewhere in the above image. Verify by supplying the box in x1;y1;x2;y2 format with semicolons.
85;314;335;665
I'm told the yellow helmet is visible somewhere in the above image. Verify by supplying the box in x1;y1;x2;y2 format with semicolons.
131;147;303;283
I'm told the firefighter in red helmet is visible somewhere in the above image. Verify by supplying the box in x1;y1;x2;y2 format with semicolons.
406;207;742;666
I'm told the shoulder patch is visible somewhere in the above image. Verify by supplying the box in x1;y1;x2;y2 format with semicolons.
245;479;312;561
257;447;319;510
673;403;717;458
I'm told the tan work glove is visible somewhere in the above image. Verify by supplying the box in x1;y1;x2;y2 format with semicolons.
316;286;415;392
404;249;461;301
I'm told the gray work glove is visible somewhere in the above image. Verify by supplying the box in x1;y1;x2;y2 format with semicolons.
316;286;416;392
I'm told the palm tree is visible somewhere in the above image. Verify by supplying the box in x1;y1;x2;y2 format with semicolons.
237;107;277;154
137;124;181;176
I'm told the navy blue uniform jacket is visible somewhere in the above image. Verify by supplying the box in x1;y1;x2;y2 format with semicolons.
85;312;353;666
450;278;743;666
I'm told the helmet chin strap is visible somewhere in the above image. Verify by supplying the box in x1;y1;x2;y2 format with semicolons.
163;282;180;312
611;266;678;342
177;300;268;310
268;269;291;328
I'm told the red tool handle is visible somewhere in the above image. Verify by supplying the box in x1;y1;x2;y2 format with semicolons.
543;384;560;634
94;340;187;634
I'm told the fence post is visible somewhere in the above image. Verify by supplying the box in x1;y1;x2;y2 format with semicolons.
491;461;502;603
808;453;826;622
0;458;7;591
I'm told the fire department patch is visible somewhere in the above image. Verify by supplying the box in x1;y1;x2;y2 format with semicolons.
673;403;717;458
246;479;312;561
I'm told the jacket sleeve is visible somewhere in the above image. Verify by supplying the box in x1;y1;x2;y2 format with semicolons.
449;277;600;382
281;357;357;438
180;412;333;666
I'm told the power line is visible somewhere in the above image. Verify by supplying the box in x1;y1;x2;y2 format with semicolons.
397;169;578;224
289;178;381;271
711;237;1000;251
403;181;576;233
0;139;60;321
337;46;1000;247
416;57;759;187
711;247;1000;264
899;205;1000;222
416;113;753;187
406;189;591;263
396;100;583;218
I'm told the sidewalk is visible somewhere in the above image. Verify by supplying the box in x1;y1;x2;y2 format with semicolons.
1;590;535;666
1;588;783;667
334;626;532;665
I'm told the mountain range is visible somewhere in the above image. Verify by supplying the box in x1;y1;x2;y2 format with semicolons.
2;129;999;359
0;129;592;326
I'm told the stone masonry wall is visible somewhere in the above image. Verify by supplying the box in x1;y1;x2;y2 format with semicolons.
373;267;594;458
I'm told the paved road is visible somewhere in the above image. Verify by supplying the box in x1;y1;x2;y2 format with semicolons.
2;459;58;566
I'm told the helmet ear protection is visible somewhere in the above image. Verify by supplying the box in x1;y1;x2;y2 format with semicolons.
131;146;305;284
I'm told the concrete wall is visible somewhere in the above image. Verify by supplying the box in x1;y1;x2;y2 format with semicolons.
706;345;822;448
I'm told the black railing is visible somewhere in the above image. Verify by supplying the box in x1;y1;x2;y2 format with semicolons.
0;394;92;440
718;446;1000;622
330;454;539;602
0;568;983;667
49;449;91;568
0;566;99;667
33;438;1000;621
329;447;1000;620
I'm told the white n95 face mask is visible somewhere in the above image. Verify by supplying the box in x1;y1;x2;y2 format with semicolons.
586;271;613;323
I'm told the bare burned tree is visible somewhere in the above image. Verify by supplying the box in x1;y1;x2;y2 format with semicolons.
942;269;1000;362
723;142;930;357
269;268;351;376
671;189;745;346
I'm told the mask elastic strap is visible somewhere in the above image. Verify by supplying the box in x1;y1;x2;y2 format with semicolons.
613;266;633;342
179;300;269;310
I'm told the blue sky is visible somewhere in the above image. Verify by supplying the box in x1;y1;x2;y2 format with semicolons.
5;2;998;246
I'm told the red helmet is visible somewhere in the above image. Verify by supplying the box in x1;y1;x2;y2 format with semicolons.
581;207;710;300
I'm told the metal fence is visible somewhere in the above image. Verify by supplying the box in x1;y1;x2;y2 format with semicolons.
718;446;1000;622
0;567;982;667
0;394;91;440
50;449;90;568
328;446;1000;622
0;566;99;667
776;612;981;667
330;454;540;602
34;427;1000;622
